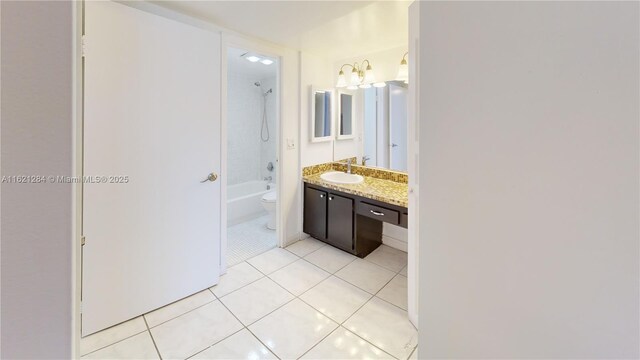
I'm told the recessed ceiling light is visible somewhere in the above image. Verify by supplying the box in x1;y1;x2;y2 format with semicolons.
246;55;260;62
260;59;274;65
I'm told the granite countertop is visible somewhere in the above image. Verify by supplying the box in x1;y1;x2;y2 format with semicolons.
303;172;409;208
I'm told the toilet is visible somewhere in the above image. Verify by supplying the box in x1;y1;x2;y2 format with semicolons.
261;191;277;230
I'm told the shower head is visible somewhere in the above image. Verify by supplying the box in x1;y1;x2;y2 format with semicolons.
254;81;261;87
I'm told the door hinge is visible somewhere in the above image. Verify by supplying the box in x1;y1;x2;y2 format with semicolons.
81;236;86;246
81;35;86;57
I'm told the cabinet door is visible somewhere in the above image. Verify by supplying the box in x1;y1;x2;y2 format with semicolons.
304;187;327;240
328;193;354;251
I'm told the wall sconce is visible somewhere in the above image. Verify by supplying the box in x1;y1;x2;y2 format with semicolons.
396;52;408;83
336;60;386;89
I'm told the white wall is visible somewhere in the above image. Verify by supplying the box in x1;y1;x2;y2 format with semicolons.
226;67;277;186
259;76;278;182
1;1;74;357
278;47;302;245
417;2;639;358
300;52;334;167
226;70;263;185
334;45;408;86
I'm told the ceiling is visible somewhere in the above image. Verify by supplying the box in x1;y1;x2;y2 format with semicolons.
227;47;278;80
152;1;410;61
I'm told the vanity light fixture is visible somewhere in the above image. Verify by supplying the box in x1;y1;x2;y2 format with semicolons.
336;59;384;89
396;52;409;82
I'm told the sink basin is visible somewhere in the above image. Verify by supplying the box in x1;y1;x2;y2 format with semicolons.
320;171;364;184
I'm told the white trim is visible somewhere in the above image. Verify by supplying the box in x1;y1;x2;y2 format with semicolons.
407;0;420;328
309;86;335;143
219;33;229;274
72;0;84;356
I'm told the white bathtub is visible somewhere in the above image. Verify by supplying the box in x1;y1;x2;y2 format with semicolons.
227;180;275;226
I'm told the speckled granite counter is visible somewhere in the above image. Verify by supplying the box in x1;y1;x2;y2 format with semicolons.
302;162;409;208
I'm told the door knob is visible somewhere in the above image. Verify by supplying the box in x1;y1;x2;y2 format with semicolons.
201;172;218;183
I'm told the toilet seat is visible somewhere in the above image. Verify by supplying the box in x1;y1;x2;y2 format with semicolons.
261;191;276;203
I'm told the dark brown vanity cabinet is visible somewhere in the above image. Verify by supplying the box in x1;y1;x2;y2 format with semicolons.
303;187;328;240
303;182;407;258
327;194;354;252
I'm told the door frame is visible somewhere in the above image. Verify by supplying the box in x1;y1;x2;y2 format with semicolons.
220;34;285;273
71;1;83;357
71;1;261;355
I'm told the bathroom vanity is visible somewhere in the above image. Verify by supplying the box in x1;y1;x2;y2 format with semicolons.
302;162;408;258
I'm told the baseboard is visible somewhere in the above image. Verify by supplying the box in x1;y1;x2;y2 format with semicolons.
382;235;408;252
283;232;304;248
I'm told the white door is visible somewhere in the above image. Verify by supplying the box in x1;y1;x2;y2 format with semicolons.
83;1;222;335
389;83;408;172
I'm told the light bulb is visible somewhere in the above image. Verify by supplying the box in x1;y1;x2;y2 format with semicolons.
364;71;375;84
396;59;408;81
336;71;347;88
364;65;375;84
359;83;371;89
350;68;360;85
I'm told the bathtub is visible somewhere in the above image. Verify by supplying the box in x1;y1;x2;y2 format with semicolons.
227;180;275;226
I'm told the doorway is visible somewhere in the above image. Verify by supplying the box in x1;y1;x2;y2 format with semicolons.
224;47;280;266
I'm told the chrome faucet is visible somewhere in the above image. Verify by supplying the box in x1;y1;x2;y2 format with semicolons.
362;156;371;166
346;159;352;174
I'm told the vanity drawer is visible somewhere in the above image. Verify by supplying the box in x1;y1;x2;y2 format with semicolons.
358;202;399;225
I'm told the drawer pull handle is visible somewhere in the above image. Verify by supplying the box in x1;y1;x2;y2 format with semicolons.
370;210;385;216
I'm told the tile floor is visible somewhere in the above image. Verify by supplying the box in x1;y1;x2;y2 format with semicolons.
227;215;277;266
80;240;417;360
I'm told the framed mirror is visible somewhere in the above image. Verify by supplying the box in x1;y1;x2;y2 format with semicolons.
337;90;355;140
332;81;408;172
310;86;333;142
361;81;408;171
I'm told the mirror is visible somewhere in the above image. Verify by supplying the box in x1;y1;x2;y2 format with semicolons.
333;81;408;172
310;86;333;142
337;91;355;140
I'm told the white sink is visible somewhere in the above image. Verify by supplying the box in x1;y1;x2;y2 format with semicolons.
320;171;364;184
